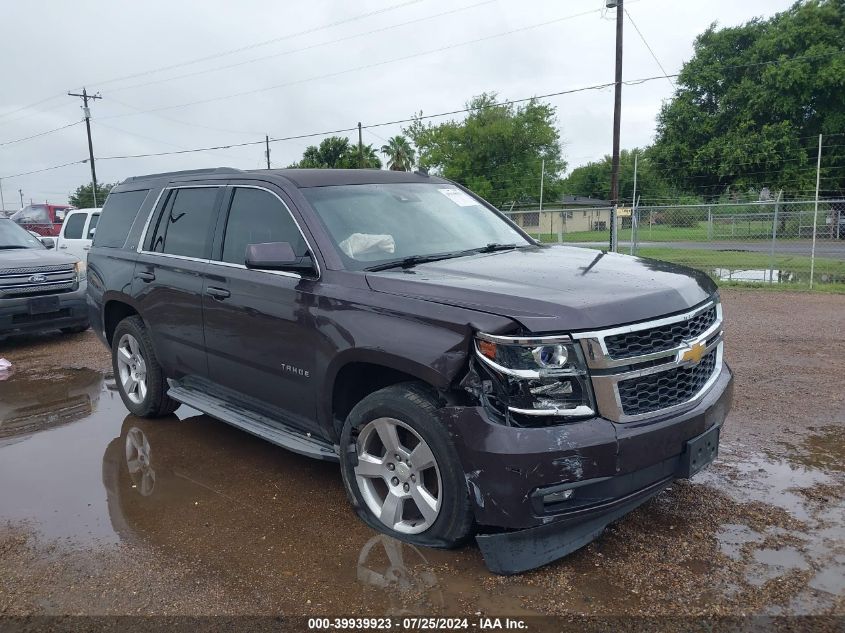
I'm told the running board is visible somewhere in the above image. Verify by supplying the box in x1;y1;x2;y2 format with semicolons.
167;382;339;462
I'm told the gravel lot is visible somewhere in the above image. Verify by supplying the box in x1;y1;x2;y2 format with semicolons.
0;289;842;628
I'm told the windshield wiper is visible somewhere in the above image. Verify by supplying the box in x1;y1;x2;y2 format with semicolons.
365;252;465;272
476;242;519;253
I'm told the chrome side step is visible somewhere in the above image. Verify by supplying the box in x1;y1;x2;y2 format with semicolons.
167;381;338;462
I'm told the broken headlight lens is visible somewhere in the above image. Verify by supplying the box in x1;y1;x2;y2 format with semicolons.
474;333;595;418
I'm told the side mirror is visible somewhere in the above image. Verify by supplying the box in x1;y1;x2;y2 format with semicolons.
40;237;56;249
245;242;314;273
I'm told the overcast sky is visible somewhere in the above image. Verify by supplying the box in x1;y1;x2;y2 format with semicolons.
0;0;795;208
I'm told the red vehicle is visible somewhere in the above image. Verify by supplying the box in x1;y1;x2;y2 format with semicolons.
10;203;74;236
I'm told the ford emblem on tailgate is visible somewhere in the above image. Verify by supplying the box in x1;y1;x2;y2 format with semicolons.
28;274;47;283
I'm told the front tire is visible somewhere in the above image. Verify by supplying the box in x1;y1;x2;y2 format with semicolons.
339;382;473;548
112;316;179;418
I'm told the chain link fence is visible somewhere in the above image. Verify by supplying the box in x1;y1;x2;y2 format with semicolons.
503;199;845;291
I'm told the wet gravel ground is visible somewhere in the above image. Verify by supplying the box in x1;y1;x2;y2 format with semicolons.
0;289;842;627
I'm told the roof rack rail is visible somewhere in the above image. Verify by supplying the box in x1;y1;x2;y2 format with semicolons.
121;167;243;183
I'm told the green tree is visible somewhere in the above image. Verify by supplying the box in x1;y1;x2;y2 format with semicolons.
562;149;676;204
651;0;845;199
290;136;382;169
405;93;566;207
69;182;113;208
380;135;416;171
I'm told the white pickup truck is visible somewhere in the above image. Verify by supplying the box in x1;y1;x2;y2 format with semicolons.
56;208;101;262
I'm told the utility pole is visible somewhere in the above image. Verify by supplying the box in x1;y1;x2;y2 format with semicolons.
357;122;364;168
18;189;24;208
67;88;102;206
539;159;545;213
608;0;624;252
265;135;271;169
0;178;5;215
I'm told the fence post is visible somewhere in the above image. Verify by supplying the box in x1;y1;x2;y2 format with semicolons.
768;191;781;284
707;206;713;240
557;211;563;243
810;134;822;289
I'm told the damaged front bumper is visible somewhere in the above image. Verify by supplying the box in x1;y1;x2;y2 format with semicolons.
440;363;733;575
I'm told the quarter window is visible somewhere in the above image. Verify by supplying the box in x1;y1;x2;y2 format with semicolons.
63;213;86;239
220;188;306;265
149;188;220;259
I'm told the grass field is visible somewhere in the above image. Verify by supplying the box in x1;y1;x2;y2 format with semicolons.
530;219;826;243
634;247;845;292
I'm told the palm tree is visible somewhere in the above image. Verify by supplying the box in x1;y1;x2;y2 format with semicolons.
380;135;416;171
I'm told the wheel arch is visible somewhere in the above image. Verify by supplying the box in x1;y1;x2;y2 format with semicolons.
325;350;456;440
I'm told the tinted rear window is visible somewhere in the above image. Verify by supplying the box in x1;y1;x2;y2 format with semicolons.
94;190;150;248
148;187;220;259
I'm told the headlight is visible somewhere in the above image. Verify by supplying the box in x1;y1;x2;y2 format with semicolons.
474;332;595;418
74;260;86;282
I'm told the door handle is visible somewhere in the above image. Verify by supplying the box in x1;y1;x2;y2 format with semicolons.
206;286;231;300
83;246;90;251
59;245;68;249
137;271;155;282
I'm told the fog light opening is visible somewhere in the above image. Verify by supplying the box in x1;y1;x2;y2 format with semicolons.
543;489;574;504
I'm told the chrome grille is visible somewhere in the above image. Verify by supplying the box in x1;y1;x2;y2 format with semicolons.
0;264;76;298
617;349;718;416
604;306;717;359
573;299;724;423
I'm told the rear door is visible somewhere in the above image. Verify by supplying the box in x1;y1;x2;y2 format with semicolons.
134;184;224;380
57;211;90;261
202;183;321;431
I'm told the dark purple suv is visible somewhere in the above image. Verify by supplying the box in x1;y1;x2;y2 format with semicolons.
87;168;733;574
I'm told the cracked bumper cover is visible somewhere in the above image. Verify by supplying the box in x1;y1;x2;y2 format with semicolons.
440;363;733;575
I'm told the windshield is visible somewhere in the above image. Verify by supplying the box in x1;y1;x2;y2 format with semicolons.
301;183;530;270
0;219;45;249
10;204;50;224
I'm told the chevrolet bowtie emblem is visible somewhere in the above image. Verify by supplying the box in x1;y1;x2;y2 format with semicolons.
680;342;706;364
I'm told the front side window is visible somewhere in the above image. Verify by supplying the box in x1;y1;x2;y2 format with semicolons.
220;188;306;265
63;213;86;239
301;183;529;270
149;188;220;258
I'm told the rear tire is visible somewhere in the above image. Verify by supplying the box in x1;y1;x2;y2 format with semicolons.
339;382;473;549
112;316;179;418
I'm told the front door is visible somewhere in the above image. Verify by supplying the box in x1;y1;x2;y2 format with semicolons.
202;184;321;432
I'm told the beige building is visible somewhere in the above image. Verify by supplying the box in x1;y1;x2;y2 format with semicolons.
506;196;614;237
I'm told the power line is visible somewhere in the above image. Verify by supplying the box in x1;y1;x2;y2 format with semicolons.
0;120;83;147
1;159;88;180
81;0;425;91
625;7;675;88
0;94;67;122
99;7;604;119
106;0;496;95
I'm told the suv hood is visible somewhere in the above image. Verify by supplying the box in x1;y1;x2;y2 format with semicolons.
365;245;717;332
0;248;79;269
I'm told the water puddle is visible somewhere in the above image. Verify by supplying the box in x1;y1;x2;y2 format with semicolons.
711;267;845;285
701;440;845;602
1;365;843;615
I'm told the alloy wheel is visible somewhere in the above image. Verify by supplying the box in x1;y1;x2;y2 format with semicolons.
116;333;148;405
354;417;442;534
